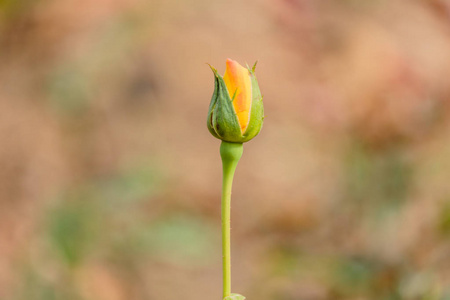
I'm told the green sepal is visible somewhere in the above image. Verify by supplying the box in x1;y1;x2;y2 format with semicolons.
241;64;264;142
206;65;221;139
207;67;242;142
224;293;246;300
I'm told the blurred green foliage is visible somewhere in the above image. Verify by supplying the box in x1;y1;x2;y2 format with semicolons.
344;140;413;217
438;202;450;236
11;164;218;300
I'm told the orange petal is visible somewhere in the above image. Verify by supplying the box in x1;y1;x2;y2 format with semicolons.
223;59;252;133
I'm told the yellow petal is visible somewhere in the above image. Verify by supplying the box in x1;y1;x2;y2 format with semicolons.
223;59;252;133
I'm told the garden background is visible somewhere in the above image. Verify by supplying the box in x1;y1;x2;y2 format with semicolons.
1;0;450;299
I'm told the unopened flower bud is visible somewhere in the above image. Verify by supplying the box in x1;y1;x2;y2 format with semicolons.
207;59;264;143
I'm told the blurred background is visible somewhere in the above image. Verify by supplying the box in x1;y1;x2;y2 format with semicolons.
1;0;450;299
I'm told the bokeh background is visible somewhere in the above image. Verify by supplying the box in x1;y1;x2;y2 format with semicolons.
1;0;450;299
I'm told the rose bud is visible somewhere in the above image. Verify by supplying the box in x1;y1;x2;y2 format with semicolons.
207;59;264;143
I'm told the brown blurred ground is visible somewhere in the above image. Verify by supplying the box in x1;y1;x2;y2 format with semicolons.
1;0;450;299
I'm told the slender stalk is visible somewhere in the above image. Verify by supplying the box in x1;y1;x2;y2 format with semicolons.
220;141;243;299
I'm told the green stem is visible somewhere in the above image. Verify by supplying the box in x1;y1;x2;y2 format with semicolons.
220;141;243;299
